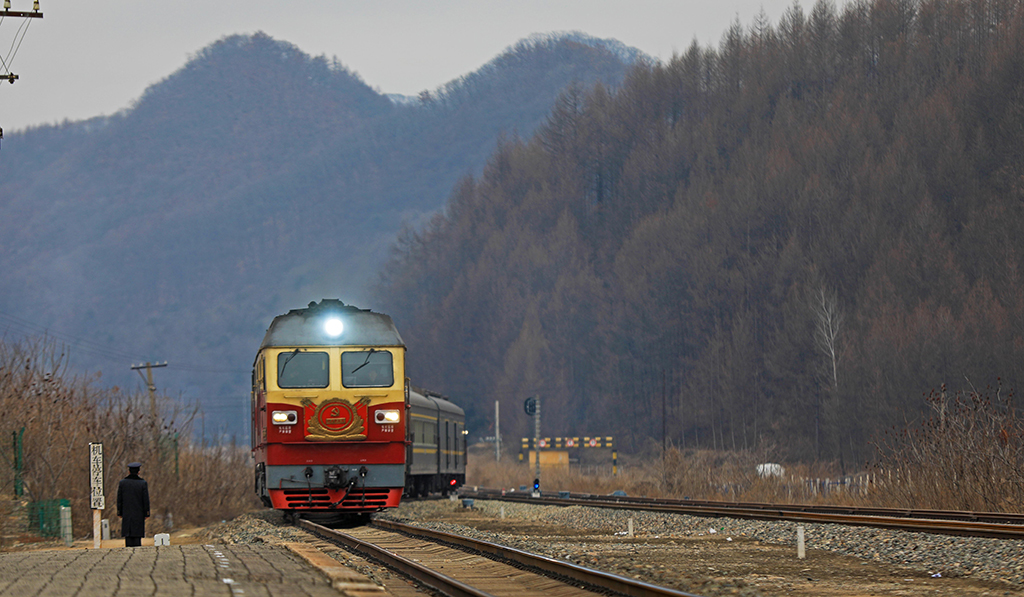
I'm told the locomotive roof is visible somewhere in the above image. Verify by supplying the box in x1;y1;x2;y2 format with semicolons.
259;299;405;349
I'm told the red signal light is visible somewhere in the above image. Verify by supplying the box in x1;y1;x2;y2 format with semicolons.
449;479;457;486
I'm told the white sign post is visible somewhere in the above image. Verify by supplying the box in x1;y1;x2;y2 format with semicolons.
89;443;104;548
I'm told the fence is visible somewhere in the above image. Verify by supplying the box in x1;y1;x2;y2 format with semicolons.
27;499;70;538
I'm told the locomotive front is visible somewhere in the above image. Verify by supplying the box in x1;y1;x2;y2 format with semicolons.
252;299;407;516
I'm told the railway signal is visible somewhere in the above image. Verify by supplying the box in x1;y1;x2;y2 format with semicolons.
528;395;540;493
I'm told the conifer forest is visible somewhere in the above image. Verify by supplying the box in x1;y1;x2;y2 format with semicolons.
376;0;1024;466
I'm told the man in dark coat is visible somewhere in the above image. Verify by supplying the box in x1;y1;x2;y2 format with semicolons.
116;462;150;547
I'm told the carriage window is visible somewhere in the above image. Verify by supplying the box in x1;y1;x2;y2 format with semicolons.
342;350;394;388
277;351;329;388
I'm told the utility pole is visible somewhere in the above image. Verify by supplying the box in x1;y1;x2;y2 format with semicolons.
662;370;667;489
662;370;667;455
131;361;167;428
495;400;501;462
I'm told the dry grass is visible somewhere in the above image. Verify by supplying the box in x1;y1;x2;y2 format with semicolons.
872;383;1024;512
471;405;1024;514
468;385;1024;514
469;446;879;507
0;337;260;541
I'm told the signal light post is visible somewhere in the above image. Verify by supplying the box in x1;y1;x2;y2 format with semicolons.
524;395;540;496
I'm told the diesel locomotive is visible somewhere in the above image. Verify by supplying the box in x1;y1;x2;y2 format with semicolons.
252;299;465;519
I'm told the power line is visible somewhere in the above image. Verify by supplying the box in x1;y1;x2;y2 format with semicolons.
0;310;142;362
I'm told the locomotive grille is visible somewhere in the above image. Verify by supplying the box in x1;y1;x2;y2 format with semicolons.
282;488;392;508
283;488;330;505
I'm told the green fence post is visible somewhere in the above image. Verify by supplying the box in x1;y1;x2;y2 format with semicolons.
13;427;24;498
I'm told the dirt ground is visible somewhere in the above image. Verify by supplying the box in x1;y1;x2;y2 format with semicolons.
410;506;1023;597
1;525;216;551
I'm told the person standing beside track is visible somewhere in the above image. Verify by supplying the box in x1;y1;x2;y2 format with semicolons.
116;461;150;547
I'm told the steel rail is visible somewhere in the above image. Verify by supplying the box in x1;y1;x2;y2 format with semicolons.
372;518;702;597
583;495;1024;525
459;488;1024;540
299;517;702;597
298;519;493;597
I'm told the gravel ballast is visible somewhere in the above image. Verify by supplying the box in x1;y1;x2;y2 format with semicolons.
380;498;1024;594
187;500;1024;596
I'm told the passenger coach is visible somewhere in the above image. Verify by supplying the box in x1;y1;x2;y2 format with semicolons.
406;388;466;497
252;299;408;516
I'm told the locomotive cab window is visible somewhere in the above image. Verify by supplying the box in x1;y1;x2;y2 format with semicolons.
277;351;329;388
342;350;394;388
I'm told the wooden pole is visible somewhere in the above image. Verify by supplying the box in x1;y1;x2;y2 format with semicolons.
93;509;101;549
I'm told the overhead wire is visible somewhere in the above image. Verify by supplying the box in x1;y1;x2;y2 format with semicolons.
0;310;142;362
7;17;30;71
0;16;30;75
0;15;7;73
0;14;33;150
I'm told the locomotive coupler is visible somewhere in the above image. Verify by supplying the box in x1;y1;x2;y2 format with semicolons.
327;473;361;508
324;465;347;489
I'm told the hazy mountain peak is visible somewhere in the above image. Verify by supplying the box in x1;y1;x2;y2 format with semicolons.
127;32;391;130
518;31;650;65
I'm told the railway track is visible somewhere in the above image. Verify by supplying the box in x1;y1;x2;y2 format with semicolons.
459;488;1024;540
297;517;701;597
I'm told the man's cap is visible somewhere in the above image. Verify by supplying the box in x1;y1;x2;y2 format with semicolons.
128;462;142;468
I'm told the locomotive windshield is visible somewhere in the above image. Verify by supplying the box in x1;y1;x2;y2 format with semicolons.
277;351;329;388
342;350;394;388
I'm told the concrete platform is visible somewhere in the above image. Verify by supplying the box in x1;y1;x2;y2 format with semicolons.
0;543;360;597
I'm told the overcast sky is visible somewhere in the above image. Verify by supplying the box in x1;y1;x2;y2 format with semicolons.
0;0;813;132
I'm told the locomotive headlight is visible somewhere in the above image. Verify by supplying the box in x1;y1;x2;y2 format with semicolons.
271;410;298;425
374;409;400;424
323;317;344;337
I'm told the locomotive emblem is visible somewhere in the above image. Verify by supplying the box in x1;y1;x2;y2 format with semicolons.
303;397;370;441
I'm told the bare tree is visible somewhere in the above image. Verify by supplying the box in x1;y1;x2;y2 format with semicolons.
812;285;844;393
811;284;845;461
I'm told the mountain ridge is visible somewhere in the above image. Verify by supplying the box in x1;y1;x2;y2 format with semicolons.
0;30;637;436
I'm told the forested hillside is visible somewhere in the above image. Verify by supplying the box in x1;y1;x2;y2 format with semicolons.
0;32;634;433
377;0;1024;465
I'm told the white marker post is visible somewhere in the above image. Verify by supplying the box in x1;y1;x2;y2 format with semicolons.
89;443;105;549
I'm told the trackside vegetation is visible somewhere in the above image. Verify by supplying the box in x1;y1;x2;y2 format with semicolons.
0;338;258;541
469;383;1024;512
